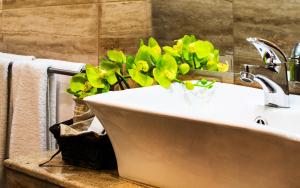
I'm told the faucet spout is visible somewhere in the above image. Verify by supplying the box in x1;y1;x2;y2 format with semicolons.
240;38;290;108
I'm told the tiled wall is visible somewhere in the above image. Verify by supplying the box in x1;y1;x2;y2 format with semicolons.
152;0;234;56
0;0;152;65
152;0;300;71
0;0;299;74
0;1;4;51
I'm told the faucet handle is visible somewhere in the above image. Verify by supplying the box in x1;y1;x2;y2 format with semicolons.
240;64;259;83
247;37;288;73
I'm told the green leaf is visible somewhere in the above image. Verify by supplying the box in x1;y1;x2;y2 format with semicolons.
106;73;118;85
173;39;183;54
100;59;121;74
102;84;110;93
206;60;218;71
66;88;78;96
211;49;219;62
194;56;208;69
69;73;87;92
126;55;135;70
128;69;153;87
182;35;197;46
86;64;106;88
192;41;214;59
163;46;180;57
148;37;162;63
148;37;159;48
107;50;126;63
135;45;151;63
139;39;145;47
86;87;99;97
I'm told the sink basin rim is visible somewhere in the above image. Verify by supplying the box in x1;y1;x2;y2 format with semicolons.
84;83;300;142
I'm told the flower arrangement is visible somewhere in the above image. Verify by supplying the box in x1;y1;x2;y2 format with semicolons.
67;35;229;99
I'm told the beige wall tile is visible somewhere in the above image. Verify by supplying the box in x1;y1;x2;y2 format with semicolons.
99;37;145;56
99;0;151;38
2;0;144;9
99;0;152;56
0;10;6;52
2;4;99;64
0;1;2;51
2;0;98;9
152;0;233;56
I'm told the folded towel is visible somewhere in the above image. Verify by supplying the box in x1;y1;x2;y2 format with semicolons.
9;57;85;157
9;61;50;158
60;116;105;137
33;59;85;150
0;58;12;164
35;59;85;72
0;53;35;162
0;52;35;62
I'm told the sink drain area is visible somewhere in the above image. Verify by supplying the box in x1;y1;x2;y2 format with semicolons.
255;116;268;126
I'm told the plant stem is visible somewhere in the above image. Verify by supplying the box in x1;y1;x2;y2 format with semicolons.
174;79;183;84
192;54;196;69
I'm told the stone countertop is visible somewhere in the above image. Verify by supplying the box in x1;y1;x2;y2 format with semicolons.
3;151;150;188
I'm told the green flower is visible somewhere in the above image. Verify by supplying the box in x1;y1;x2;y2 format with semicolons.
153;54;178;88
179;63;190;75
184;81;194;90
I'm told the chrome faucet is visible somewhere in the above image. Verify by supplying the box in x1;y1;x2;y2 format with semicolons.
240;37;290;108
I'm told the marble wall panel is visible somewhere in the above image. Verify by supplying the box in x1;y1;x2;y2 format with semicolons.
2;0;98;9
0;10;5;52
2;4;99;64
2;0;144;9
152;0;233;55
98;0;152;56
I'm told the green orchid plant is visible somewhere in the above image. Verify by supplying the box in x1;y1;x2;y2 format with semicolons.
67;35;229;99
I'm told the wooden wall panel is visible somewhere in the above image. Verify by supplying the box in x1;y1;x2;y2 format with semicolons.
2;4;99;64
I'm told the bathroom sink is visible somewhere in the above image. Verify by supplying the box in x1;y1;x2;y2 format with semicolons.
85;82;300;188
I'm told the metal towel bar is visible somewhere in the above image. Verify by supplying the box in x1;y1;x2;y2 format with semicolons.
47;67;84;76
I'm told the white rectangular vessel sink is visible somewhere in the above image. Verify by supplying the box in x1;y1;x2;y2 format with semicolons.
85;82;300;188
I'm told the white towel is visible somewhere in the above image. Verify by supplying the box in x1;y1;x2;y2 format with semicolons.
0;58;12;164
0;53;35;162
0;52;35;62
33;59;85;150
35;59;85;72
9;61;49;157
9;57;84;157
